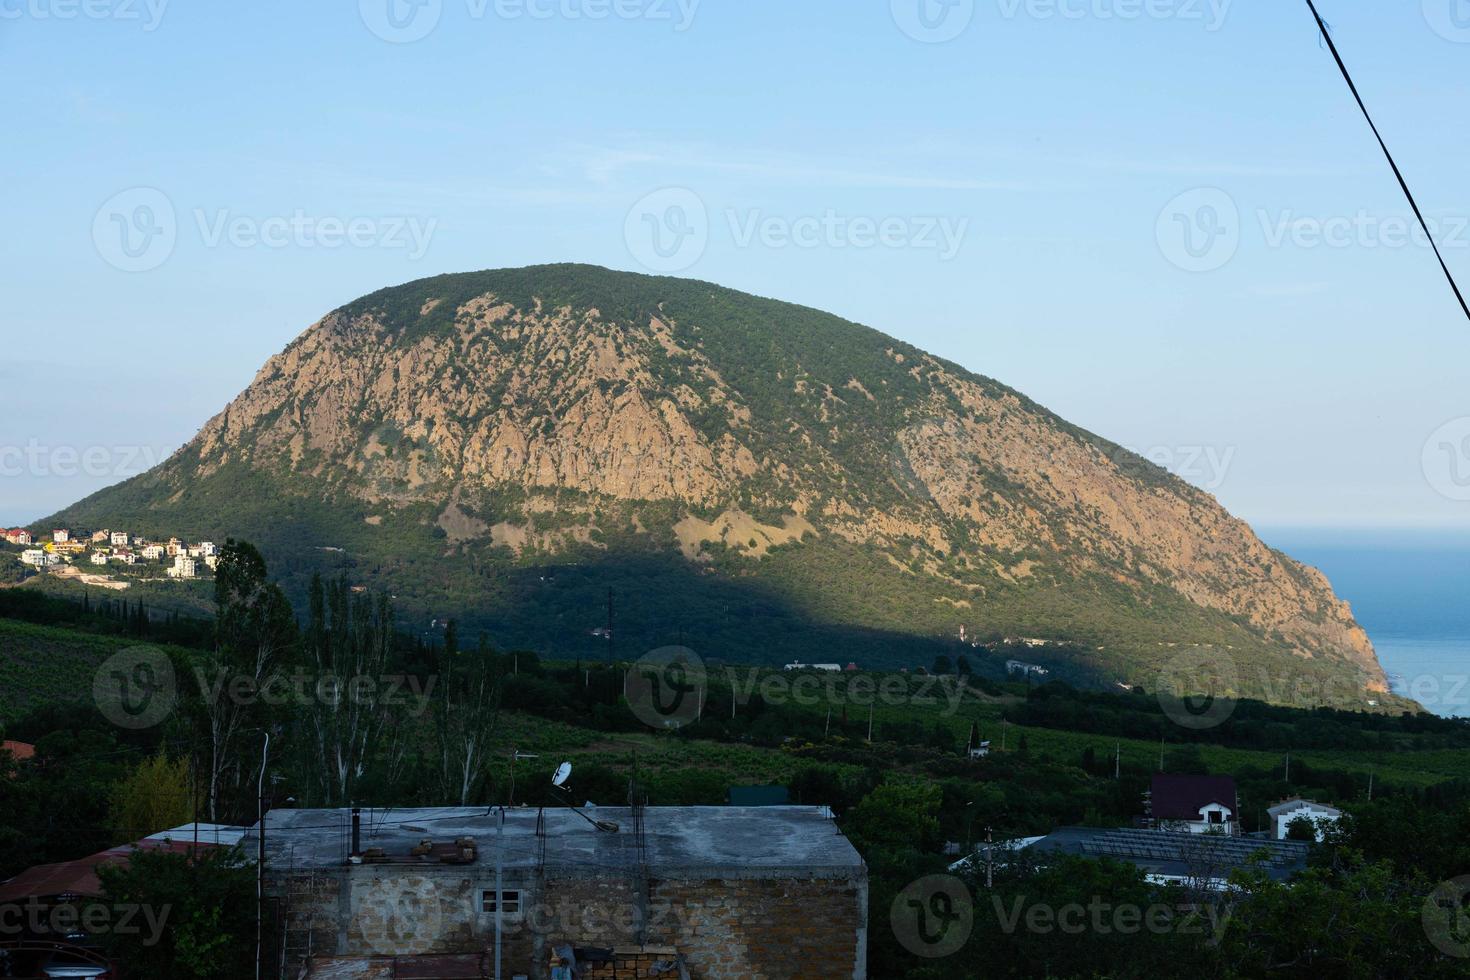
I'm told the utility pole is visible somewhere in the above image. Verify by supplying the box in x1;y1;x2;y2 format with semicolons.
985;826;994;890
866;705;873;743
1367;768;1374;801
255;731;271;980
825;707;831;737
1114;741;1120;780
494;806;505;980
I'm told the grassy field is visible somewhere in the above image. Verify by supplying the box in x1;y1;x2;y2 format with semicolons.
0;619;141;724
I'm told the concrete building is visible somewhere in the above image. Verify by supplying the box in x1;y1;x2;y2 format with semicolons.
19;549;57;568
167;555;197;579
52;529;70;544
109;531;129;547
247;805;867;980
1268;798;1342;842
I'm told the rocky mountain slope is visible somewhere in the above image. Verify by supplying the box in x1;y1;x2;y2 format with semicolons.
52;264;1388;703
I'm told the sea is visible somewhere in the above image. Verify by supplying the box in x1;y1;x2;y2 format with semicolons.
1264;528;1470;719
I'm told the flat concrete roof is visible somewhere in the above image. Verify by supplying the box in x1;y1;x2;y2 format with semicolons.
246;806;864;878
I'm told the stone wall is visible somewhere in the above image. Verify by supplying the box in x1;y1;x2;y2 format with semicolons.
269;867;866;980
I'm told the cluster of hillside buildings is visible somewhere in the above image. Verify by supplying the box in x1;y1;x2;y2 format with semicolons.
3;526;218;579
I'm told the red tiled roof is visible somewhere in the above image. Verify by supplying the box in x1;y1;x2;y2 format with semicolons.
1150;774;1237;820
2;741;35;761
0;839;214;903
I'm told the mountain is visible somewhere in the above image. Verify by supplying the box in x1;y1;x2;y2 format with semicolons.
50;264;1389;703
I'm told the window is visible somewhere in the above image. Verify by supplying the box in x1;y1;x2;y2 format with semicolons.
1207;810;1224;824
481;889;521;915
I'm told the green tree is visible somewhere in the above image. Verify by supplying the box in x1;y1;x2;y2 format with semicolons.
110;751;193;839
844;779;941;851
97;846;257;979
195;540;296;821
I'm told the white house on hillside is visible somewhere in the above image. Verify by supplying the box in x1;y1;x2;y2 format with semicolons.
110;531;129;547
90;551;110;565
1148;774;1239;835
1268;799;1342;842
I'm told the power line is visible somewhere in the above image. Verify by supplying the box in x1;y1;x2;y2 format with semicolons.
1301;0;1470;325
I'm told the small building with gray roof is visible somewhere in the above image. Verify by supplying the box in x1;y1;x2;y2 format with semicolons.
246;805;867;980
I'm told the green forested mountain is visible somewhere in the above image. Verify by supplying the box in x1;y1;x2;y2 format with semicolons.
49;264;1391;705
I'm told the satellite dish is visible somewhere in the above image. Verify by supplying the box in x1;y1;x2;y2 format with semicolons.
552;762;572;787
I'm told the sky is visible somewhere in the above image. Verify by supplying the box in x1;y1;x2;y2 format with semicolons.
2;0;1469;530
